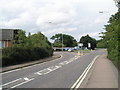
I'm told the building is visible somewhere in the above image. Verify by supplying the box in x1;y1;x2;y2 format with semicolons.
0;29;20;48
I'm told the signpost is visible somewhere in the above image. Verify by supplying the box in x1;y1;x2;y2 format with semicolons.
88;43;91;48
78;43;83;47
78;43;83;56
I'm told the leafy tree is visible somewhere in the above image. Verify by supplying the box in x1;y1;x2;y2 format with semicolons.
13;30;27;47
27;32;52;48
51;33;77;47
104;11;120;68
98;11;120;69
97;32;107;48
2;30;53;67
79;34;97;50
14;31;52;49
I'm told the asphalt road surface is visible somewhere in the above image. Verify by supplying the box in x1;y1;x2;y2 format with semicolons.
1;49;104;89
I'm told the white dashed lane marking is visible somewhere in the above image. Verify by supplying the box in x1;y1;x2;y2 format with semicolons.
3;55;81;89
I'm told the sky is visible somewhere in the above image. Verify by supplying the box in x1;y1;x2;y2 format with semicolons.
0;0;118;42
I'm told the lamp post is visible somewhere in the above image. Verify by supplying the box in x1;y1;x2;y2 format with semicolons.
99;11;111;15
99;11;111;33
46;22;64;51
62;33;63;51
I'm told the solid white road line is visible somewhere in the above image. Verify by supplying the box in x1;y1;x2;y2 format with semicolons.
2;78;22;87
70;64;89;89
1;69;21;75
10;78;34;88
75;55;99;89
71;55;99;90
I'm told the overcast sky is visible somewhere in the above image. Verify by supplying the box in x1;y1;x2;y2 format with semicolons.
0;0;118;42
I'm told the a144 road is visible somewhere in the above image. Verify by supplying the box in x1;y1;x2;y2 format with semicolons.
2;49;105;89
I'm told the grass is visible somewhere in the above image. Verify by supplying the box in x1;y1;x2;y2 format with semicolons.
74;49;91;53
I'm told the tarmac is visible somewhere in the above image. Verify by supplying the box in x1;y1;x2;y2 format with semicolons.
1;50;119;89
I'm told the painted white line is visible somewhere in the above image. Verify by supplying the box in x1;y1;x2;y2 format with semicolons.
35;72;42;75
10;78;34;88
23;54;63;70
71;65;89;89
47;68;52;71
75;55;99;89
2;69;21;75
43;70;52;75
59;61;69;65
2;78;22;87
71;55;99;90
43;68;52;74
55;65;62;68
37;68;50;73
59;62;64;65
2;54;63;75
48;66;58;71
36;68;52;75
23;77;30;81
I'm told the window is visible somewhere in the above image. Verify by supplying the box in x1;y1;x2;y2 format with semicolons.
0;41;2;48
0;41;5;48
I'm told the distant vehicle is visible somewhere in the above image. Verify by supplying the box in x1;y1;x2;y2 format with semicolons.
63;48;68;51
74;46;78;50
68;48;74;52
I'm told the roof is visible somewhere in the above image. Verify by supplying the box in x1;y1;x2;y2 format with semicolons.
0;29;20;40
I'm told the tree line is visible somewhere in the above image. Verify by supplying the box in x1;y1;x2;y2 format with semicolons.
97;11;120;69
51;33;97;50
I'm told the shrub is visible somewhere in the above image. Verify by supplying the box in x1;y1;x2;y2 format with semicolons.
2;47;53;67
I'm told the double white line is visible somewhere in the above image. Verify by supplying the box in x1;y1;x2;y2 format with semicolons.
71;55;100;90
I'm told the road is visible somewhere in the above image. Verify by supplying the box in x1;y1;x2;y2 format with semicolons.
1;49;104;89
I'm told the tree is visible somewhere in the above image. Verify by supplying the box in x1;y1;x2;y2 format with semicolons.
104;11;120;68
98;11;120;69
30;32;52;48
96;32;107;48
2;30;53;67
51;33;77;47
79;34;97;50
13;30;27;47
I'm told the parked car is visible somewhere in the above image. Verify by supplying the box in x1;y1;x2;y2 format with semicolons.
68;48;74;52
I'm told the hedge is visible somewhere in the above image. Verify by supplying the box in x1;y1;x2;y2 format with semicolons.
2;47;53;67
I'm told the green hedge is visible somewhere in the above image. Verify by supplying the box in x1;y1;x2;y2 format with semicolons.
2;47;53;67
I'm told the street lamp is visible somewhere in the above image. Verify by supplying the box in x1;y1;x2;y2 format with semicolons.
62;33;63;51
99;11;111;15
46;22;64;51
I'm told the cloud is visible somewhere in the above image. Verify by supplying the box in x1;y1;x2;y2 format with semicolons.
0;0;117;42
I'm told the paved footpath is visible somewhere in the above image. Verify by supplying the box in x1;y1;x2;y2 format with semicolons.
81;54;118;88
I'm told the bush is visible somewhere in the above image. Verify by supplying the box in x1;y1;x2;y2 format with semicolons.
2;47;53;67
1;30;53;67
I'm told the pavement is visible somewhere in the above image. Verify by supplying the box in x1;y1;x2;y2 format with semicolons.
80;53;118;88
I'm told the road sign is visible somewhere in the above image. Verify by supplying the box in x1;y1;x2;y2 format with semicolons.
78;43;83;47
88;43;91;48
